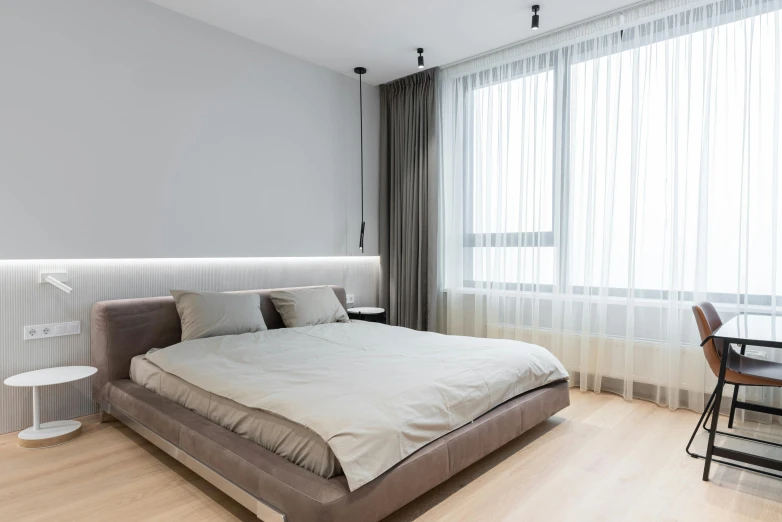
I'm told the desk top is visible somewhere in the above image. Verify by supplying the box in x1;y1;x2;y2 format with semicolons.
712;314;782;348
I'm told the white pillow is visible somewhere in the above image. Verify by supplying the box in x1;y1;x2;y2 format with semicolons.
269;286;349;327
171;290;267;341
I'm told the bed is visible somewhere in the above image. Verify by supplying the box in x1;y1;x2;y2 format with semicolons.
91;286;570;522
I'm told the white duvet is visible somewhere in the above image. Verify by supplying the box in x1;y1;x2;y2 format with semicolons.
146;321;568;490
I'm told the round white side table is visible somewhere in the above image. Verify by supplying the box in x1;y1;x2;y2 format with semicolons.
347;307;387;324
4;366;97;448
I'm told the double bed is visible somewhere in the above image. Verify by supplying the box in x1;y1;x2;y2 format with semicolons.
91;286;569;521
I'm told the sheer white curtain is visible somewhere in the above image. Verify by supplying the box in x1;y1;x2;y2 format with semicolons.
439;0;782;414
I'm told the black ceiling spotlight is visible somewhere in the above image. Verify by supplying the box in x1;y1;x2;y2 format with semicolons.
417;48;424;69
354;66;367;253
531;5;540;30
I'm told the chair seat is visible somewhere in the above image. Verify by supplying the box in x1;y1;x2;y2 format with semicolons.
726;349;782;386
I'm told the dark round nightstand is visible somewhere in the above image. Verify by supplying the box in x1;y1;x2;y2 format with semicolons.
347;307;387;324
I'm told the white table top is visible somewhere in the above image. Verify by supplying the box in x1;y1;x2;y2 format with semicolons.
347;307;385;314
4;366;97;387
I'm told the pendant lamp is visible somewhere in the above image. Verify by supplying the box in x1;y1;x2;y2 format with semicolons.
354;66;367;253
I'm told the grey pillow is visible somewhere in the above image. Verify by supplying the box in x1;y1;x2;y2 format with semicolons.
171;290;267;341
269;286;349;327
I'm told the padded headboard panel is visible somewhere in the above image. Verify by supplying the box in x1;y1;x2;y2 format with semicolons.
90;286;347;400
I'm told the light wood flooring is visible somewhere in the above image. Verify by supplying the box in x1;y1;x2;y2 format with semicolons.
2;390;782;521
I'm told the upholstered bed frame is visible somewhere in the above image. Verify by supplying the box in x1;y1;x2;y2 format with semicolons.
90;286;570;522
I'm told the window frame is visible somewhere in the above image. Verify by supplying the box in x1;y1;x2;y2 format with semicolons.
462;53;561;289
461;2;782;305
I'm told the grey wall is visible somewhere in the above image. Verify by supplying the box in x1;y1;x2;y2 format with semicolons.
0;0;379;259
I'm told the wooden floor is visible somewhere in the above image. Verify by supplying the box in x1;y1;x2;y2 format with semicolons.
2;391;782;521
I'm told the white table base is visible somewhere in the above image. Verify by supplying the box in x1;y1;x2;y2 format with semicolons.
18;420;82;448
18;385;82;448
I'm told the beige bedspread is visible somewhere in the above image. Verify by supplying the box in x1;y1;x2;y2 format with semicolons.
146;321;568;491
129;355;341;478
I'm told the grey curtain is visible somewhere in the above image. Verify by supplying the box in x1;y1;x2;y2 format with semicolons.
379;69;439;331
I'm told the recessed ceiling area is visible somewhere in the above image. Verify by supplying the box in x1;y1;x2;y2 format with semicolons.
147;0;643;85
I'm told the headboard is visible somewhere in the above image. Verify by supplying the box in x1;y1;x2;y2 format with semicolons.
90;285;347;400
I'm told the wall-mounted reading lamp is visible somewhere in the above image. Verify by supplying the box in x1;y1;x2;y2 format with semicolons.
40;272;73;294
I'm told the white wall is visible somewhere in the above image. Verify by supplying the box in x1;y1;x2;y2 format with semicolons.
0;0;379;259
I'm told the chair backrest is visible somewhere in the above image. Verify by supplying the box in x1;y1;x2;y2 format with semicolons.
692;301;724;378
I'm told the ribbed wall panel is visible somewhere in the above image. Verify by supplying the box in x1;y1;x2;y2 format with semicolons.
0;257;381;434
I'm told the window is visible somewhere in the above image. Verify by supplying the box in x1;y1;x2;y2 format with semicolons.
463;9;782;303
467;69;556;287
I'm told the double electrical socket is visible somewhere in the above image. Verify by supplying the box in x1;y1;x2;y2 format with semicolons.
24;321;81;341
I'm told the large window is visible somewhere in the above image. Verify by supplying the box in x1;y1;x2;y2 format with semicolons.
465;8;782;303
441;0;782;413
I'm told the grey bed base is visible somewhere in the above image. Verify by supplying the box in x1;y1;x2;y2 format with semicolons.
104;402;285;521
91;286;570;522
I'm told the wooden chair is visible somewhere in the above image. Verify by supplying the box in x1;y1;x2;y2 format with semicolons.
686;301;782;475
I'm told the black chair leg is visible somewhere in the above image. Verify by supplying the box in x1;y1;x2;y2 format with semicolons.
728;384;740;428
701;388;719;433
686;386;717;458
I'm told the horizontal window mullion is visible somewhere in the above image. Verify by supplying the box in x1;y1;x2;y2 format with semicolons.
457;282;782;307
465;231;554;248
570;287;782;306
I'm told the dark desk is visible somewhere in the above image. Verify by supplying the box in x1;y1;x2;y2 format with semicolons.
701;313;782;480
712;314;782;348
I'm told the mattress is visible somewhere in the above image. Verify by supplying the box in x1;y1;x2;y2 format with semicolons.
145;321;569;490
129;354;342;479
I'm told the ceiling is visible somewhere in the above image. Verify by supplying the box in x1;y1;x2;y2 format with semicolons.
147;0;643;85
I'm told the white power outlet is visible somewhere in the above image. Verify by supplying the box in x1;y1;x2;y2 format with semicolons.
346;294;355;305
24;321;81;341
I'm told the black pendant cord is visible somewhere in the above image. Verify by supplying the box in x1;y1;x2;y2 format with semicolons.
355;66;366;252
359;73;364;232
